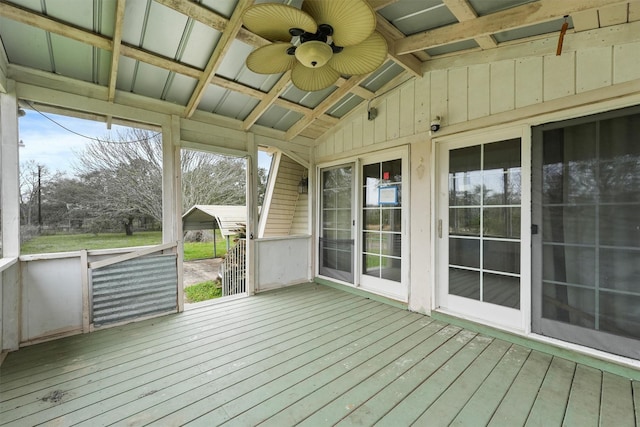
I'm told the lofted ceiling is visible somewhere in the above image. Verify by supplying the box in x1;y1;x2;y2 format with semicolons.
0;0;635;141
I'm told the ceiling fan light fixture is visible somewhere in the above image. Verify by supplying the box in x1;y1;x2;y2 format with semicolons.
295;40;333;68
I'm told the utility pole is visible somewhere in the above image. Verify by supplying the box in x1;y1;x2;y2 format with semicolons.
38;164;42;231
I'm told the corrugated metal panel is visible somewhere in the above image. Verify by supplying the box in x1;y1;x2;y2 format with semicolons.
91;254;177;326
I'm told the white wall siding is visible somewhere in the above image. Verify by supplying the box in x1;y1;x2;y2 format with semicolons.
315;23;640;160
262;154;308;237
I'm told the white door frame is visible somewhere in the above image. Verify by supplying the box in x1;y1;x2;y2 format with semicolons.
358;146;410;302
433;126;531;332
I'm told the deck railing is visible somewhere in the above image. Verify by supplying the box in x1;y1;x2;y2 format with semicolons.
221;239;246;296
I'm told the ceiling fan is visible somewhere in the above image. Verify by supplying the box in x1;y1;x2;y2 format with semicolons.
242;0;388;92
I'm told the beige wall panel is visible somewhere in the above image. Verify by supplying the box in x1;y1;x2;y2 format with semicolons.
613;41;640;83
374;102;387;144
490;60;515;114
577;47;612;93
409;141;432;314
334;126;344;154
515;57;543;108
363;109;375;147
316;140;326;159
352;115;364;149
572;9;600;31
342;121;354;153
543;52;576;101
400;81;415;137
324;136;335;156
430;70;448;126
386;91;400;141
414;75;431;134
447;67;468;124
598;3;629;27
468;63;490;120
630;2;640;21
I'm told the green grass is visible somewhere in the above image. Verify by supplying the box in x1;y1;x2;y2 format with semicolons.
20;231;163;254
184;280;222;303
20;230;228;260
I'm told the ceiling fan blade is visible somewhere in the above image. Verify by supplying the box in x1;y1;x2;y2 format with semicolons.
291;62;340;92
246;43;297;74
328;31;387;75
302;0;376;47
243;3;317;42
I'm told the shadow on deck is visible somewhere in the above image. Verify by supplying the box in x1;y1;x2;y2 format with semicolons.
1;283;639;426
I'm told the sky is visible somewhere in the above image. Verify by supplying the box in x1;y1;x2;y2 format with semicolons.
18;109;272;177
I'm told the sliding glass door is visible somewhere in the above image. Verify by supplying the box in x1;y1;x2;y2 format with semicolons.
319;165;354;283
532;106;640;359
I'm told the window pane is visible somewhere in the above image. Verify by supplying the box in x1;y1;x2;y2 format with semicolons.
381;257;401;282
382;159;402;183
542;283;595;328
449;238;480;268
542;206;595;244
363;209;380;231
599;205;640;248
381;233;401;257
599;248;640;293
449;268;480;300
542;124;597;204
483;273;520;308
600;292;640;339
450;208;480;236
599;114;640;203
483;240;520;274
363;231;380;254
450;145;482;206
483;207;520;238
542;245;595;287
381;208;402;232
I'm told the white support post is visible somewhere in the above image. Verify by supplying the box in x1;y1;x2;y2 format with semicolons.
246;133;258;295
162;115;184;312
1;81;21;351
308;145;315;282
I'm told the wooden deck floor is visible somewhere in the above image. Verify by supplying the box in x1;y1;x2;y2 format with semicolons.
1;283;639;426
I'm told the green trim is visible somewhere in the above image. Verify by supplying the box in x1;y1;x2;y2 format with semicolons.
431;311;640;381
314;278;408;311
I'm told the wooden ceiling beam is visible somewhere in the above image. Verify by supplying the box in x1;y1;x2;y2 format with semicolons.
153;0;269;48
243;71;291;130
107;0;126;103
375;17;424;77
395;0;629;54
0;0;111;50
442;0;498;50
368;0;400;11
285;75;369;140
183;0;253;118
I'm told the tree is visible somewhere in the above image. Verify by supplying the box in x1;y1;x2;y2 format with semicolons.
71;128;268;235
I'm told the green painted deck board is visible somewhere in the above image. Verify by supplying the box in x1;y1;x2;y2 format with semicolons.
488;350;553;426
374;333;493;426
104;310;406;424
0;289;364;419
227;317;444;426
451;344;531;426
0;283;638;427
413;338;512;426
562;364;602;427
599;372;635;426
525;357;575;426
336;328;475;426
10;293;386;426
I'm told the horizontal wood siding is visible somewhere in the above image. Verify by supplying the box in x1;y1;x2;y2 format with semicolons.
315;24;640;160
262;155;307;238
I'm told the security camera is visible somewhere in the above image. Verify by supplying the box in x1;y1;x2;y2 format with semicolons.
430;116;441;133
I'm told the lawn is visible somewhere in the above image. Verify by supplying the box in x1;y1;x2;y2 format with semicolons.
20;230;229;260
184;280;222;303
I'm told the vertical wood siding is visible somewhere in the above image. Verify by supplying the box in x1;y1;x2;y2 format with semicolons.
315;29;640;160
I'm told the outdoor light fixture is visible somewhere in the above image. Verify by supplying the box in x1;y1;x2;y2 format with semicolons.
18;108;26;117
298;175;309;194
